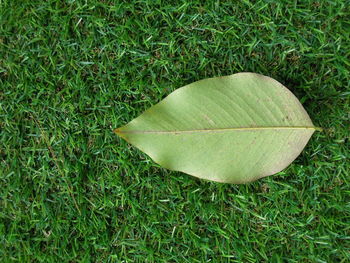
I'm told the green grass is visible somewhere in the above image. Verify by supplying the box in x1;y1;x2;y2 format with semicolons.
1;0;349;262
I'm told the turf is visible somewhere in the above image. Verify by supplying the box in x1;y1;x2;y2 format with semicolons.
1;0;349;262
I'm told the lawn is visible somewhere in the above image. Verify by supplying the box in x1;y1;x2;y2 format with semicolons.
1;0;349;262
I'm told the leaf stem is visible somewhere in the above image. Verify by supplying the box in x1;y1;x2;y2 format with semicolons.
114;126;323;134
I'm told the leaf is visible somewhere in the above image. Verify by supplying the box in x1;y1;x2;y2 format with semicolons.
115;73;321;184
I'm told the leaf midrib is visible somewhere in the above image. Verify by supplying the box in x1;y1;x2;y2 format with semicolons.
115;126;322;134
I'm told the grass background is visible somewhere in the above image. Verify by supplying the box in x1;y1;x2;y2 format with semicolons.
1;0;349;262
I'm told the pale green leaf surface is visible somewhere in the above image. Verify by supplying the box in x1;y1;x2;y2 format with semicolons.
116;73;318;183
